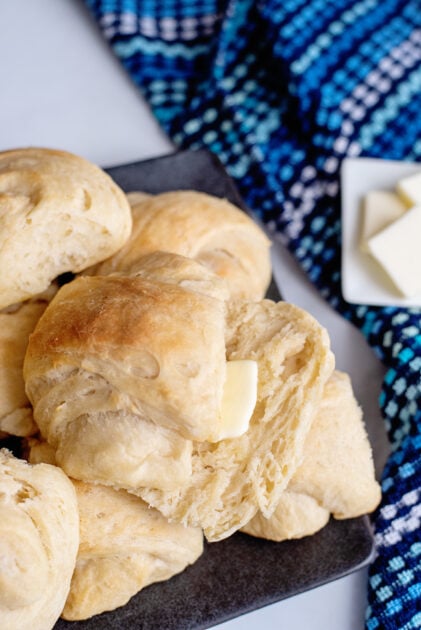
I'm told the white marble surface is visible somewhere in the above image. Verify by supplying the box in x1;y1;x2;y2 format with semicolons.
0;1;389;628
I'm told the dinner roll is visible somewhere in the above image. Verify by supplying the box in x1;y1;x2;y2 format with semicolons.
0;449;79;630
63;482;203;621
23;267;228;491
242;371;381;541
87;190;271;300
27;439;204;622
0;147;132;309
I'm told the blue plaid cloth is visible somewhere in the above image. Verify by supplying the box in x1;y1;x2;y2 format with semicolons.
86;1;421;627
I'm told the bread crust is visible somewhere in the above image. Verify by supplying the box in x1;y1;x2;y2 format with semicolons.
0;147;132;309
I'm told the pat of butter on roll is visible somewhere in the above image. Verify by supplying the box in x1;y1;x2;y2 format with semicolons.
215;360;258;441
367;205;421;298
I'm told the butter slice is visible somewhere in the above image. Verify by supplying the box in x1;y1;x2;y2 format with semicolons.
367;205;421;297
215;360;258;441
360;191;406;252
396;171;421;207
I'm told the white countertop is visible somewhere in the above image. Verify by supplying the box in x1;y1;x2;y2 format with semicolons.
0;1;389;628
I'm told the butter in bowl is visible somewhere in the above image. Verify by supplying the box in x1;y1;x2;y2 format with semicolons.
341;157;421;306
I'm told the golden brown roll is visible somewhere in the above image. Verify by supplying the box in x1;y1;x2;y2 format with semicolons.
87;190;271;300
0;147;132;309
23;267;229;491
0;449;79;630
241;371;381;541
27;439;203;622
140;299;335;541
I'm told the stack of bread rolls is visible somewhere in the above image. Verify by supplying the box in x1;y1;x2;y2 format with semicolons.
0;147;380;629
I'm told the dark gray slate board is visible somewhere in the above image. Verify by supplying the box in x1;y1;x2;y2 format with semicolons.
54;150;375;630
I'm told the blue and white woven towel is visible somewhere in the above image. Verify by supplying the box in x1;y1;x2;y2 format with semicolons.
86;1;421;628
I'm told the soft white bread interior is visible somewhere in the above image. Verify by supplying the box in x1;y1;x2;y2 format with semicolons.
140;299;335;541
0;147;132;309
27;439;204;622
0;449;79;630
0;289;57;437
23;265;231;491
242;371;381;541
87;190;271;301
